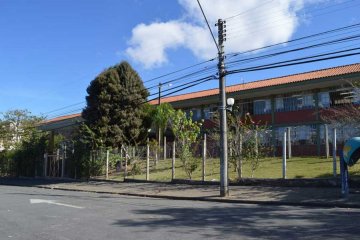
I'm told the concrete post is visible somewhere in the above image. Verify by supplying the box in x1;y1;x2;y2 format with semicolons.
43;153;48;177
202;133;207;182
164;136;167;161
61;146;66;178
146;138;150;181
56;149;60;177
255;126;259;159
325;124;329;159
106;150;109;180
287;127;291;159
172;141;175;181
120;147;123;170
332;128;337;177
124;147;128;179
283;129;287;179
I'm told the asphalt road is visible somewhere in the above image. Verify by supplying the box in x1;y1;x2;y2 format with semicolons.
0;185;359;240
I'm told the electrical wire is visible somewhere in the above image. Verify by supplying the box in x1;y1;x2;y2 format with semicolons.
227;47;360;75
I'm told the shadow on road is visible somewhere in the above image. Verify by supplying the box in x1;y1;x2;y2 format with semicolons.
112;205;359;239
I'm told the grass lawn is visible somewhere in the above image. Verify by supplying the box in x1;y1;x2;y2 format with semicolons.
107;156;360;182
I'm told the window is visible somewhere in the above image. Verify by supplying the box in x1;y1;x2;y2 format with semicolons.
283;96;302;111
203;108;210;119
253;99;271;115
303;94;315;108
329;90;353;106
275;98;284;111
352;88;360;104
318;92;330;108
276;93;314;112
239;101;253;115
191;109;202;121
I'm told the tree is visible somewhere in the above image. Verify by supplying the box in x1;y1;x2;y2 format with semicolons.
170;110;202;179
0;109;46;176
153;103;174;138
210;108;271;179
82;61;149;149
152;103;175;164
0;109;43;151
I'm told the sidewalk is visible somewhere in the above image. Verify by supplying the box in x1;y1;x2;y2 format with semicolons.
1;177;360;208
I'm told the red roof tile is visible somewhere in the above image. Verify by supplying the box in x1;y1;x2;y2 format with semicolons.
44;63;360;124
42;113;82;125
150;62;360;104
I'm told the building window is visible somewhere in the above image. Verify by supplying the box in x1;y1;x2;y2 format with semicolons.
276;94;314;112
303;94;315;109
253;99;271;115
191;109;202;121
203;108;211;119
318;92;330;108
239;101;253;115
275;98;284;112
353;88;360;104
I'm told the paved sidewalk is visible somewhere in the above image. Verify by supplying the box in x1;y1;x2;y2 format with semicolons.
1;178;360;208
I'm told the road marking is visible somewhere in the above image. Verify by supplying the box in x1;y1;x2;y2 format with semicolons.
30;199;84;209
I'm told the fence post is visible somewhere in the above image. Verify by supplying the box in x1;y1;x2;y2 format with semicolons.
124;147;128;179
61;146;66;178
282;129;287;179
146;138;150;181
164;136;167;161
325;124;329;159
332;128;337;177
287;127;291;158
56;149;60;177
255;126;259;159
106;150;109;180
202;133;207;182
172;141;175;181
43;153;48;177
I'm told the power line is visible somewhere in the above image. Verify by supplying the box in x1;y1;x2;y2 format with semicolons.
227;0;356;29
196;0;219;52
226;34;360;68
226;1;360;40
42;101;85;115
227;47;360;75
224;0;274;21
225;23;360;58
143;57;216;84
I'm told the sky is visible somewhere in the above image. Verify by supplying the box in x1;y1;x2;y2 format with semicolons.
0;0;359;119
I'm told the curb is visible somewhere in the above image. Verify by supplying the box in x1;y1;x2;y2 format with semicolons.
2;178;360;209
30;184;360;209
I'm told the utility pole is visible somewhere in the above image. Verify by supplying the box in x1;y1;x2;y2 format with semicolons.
216;19;229;197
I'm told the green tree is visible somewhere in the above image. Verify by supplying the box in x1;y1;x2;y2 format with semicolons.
210;109;271;179
153;103;174;136
152;103;174;165
82;61;149;148
0;109;43;151
0;109;46;176
171;110;202;179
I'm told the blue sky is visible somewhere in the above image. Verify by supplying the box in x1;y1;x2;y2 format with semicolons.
0;0;359;118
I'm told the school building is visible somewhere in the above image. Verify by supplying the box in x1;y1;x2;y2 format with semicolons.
40;63;360;156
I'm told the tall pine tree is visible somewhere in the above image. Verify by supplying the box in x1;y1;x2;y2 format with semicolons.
82;61;149;148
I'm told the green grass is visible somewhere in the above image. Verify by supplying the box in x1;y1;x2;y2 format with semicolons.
107;156;360;182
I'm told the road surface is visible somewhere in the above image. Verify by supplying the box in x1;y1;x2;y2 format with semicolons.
0;185;359;239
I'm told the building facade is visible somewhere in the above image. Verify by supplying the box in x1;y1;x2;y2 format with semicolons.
41;63;360;156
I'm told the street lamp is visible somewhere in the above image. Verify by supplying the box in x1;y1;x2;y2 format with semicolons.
226;98;235;111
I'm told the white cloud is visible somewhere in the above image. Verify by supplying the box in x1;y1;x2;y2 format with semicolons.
126;0;321;69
